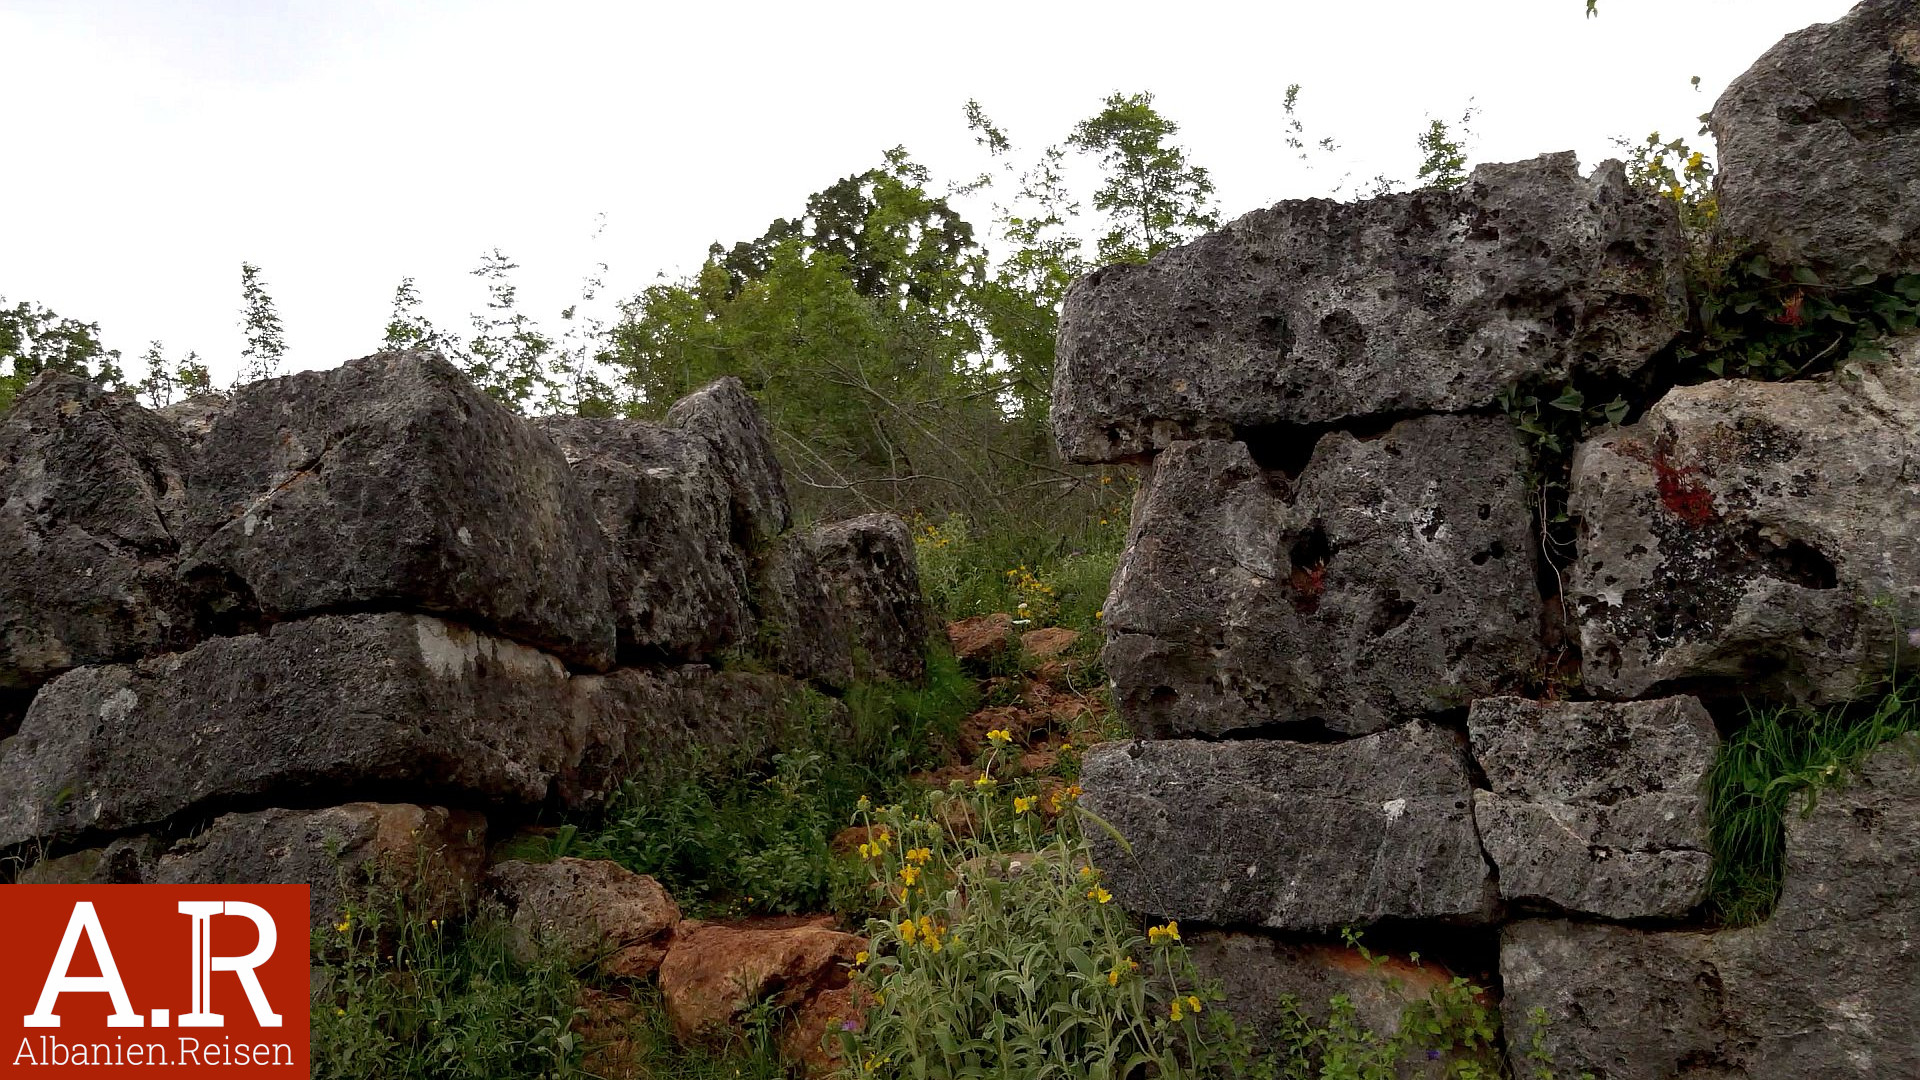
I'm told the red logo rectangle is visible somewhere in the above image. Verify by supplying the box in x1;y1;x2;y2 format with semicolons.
1;886;309;1076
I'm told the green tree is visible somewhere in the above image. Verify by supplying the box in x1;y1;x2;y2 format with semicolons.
1066;91;1220;264
236;262;288;387
0;296;125;411
134;340;211;409
1415;104;1478;190
381;276;455;355
465;249;554;411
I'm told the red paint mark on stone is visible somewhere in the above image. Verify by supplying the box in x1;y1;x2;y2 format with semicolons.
1651;448;1717;525
1615;438;1717;526
1290;563;1326;615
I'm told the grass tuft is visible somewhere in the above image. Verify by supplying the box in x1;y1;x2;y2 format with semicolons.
1707;678;1918;927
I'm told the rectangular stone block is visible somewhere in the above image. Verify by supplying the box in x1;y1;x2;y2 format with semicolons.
1469;695;1716;920
0;613;583;848
1080;723;1497;931
1052;152;1686;463
179;351;616;669
1104;417;1539;739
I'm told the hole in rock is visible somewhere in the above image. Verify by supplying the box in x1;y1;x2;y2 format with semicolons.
1740;527;1838;590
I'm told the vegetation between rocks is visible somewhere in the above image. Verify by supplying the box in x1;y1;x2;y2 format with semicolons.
1706;673;1919;927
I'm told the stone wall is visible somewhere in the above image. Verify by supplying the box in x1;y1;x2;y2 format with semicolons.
1061;2;1919;1076
0;350;930;922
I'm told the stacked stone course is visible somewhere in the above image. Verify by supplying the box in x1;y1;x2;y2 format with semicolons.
1064;2;1920;1074
0;350;930;919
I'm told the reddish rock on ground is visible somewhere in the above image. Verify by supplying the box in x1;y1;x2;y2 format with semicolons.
946;613;1015;664
657;919;866;1045
486;857;681;978
1020;626;1081;660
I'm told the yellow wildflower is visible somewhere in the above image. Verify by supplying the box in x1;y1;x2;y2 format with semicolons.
1148;920;1181;945
1170;999;1183;1021
855;951;868;966
906;846;932;865
987;728;1013;745
974;773;996;790
1188;995;1203;1014
335;919;351;934
1087;885;1112;904
1013;795;1036;813
899;919;918;945
856;795;872;811
899;865;920;886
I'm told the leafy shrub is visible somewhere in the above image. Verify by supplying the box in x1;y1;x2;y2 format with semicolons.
579;652;976;918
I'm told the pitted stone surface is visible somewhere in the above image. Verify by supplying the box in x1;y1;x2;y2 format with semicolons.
749;535;858;689
563;665;818;810
537;415;751;661
1502;733;1920;1078
1052;152;1686;463
666;376;791;546
0;372;194;689
1104;416;1538;739
1469;695;1717;919
1079;724;1497;931
1711;0;1920;277
1568;337;1920;704
0;612;582;848
179;350;616;669
801;514;930;684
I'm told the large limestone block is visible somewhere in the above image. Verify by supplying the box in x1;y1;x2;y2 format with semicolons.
1502;733;1920;1078
179;351;615;668
1052;152;1686;463
1711;0;1920;277
1568;340;1920;703
563;665;817;810
1469;696;1716;920
537;415;751;661
666;376;791;546
154;803;486;927
1079;724;1497;931
801;514;930;683
0;372;194;689
1105;417;1539;739
748;535;857;689
0;612;582;848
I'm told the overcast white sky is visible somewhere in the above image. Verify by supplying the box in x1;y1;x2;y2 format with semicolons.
0;0;1857;386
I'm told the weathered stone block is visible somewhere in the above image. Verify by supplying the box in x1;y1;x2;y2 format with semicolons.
0;613;582;848
1711;0;1920;278
487;857;681;978
563;665;817;810
1080;724;1497;931
802;514;930;683
1052;152;1686;463
749;535;857;689
1569;339;1920;703
1469;696;1716;920
666;376;791;546
155;803;487;927
1503;733;1920;1078
537;415;750;661
0;372;194;689
179;351;615;668
1105;417;1538;739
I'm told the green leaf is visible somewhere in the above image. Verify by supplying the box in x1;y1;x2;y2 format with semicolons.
1603;397;1630;426
1547;387;1585;412
1791;265;1822;286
